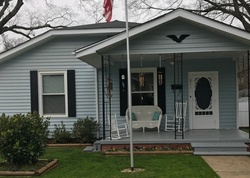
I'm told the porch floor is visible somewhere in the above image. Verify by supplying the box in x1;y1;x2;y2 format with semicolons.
100;129;250;144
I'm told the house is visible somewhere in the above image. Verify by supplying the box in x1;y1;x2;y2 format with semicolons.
74;9;250;136
0;9;250;140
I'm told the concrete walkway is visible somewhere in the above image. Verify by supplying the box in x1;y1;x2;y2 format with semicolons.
202;156;250;178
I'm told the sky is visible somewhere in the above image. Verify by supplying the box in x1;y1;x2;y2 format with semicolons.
46;0;194;24
32;0;126;24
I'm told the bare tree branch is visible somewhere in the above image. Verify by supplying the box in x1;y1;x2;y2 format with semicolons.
0;0;24;33
0;0;78;40
0;0;78;51
1;33;26;50
128;0;250;32
78;0;104;23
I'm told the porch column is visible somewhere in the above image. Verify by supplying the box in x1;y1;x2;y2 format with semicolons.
102;55;105;139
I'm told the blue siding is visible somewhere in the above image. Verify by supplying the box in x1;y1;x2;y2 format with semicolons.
0;36;104;133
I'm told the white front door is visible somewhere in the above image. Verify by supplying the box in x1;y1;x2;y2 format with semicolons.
189;72;219;129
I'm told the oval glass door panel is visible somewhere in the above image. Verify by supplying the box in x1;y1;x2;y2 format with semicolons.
195;77;212;110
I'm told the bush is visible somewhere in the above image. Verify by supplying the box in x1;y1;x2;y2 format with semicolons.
72;117;99;143
53;121;73;143
0;112;50;168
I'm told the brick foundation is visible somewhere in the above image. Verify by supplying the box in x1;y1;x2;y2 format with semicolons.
101;143;192;153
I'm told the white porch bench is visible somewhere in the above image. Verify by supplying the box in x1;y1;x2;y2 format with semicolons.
125;105;163;132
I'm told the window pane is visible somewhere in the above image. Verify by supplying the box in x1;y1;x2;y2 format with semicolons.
43;95;65;114
131;73;153;92
132;93;154;105
131;71;154;106
43;75;64;93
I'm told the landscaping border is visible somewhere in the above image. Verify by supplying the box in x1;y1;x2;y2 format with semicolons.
0;159;59;176
47;143;91;148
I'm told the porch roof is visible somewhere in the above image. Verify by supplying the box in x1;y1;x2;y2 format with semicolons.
74;9;250;68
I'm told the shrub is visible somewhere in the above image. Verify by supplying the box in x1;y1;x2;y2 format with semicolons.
0;112;50;168
53;121;73;143
72;117;99;143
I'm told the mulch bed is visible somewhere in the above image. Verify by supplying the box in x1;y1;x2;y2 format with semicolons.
104;150;193;155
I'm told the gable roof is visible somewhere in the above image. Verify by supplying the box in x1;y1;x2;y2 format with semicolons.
74;9;250;65
0;21;140;65
61;20;139;30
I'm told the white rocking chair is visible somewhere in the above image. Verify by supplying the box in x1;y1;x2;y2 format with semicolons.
165;101;187;132
109;114;129;140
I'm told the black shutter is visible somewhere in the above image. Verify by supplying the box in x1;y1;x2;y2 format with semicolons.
119;69;128;116
67;70;76;117
30;71;39;113
157;67;166;114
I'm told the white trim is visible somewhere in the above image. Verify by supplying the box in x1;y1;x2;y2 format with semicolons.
188;71;219;129
75;9;250;58
38;71;68;117
130;67;157;105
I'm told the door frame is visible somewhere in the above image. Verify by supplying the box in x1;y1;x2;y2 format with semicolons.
188;71;219;129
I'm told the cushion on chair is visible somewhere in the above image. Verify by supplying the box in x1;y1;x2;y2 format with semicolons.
132;112;137;121
128;112;137;121
152;111;161;120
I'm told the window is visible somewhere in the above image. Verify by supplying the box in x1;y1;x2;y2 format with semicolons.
38;71;68;117
131;68;157;106
119;67;165;116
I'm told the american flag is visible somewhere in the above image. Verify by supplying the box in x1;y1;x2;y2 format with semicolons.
103;0;113;22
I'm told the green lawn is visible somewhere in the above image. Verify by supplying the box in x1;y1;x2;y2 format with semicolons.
241;127;250;133
36;147;218;178
0;147;218;178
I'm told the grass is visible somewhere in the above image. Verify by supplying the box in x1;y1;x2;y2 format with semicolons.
2;147;217;178
240;127;250;133
0;147;218;178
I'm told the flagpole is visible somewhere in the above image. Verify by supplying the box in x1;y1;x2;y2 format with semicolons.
125;0;134;171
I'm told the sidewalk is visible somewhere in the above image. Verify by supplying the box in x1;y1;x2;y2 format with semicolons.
202;156;250;178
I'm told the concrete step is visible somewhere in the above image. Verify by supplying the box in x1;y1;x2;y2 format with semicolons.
192;142;248;148
192;142;250;156
93;142;101;152
83;146;94;152
192;142;248;152
194;151;250;156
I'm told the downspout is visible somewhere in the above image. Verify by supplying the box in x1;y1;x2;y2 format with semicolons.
181;53;184;139
102;56;106;140
248;50;250;138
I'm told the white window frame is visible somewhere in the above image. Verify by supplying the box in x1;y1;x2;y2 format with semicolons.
38;71;68;117
131;68;158;105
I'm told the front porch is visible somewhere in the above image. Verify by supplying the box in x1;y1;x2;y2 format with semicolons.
96;129;250;155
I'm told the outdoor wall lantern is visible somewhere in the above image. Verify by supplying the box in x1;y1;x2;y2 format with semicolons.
158;72;164;86
105;77;113;98
139;73;145;87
